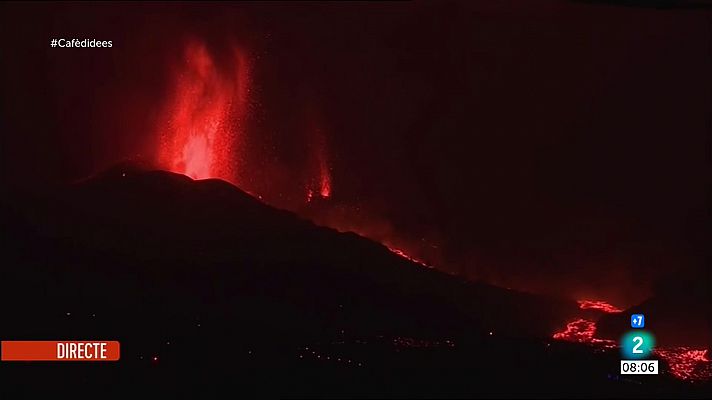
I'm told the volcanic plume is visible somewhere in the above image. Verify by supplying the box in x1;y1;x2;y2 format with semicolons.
157;38;250;185
153;37;434;272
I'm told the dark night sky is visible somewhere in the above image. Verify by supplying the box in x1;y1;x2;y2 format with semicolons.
1;1;710;305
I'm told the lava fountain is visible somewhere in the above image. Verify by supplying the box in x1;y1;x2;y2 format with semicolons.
305;112;332;202
312;127;331;200
155;38;431;268
157;39;250;184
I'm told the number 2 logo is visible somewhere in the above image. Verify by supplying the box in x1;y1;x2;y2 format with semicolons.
632;336;644;354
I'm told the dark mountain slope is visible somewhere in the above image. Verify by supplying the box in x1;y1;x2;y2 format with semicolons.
1;166;705;397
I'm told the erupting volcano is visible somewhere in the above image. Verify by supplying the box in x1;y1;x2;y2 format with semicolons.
150;37;712;387
153;38;437;273
3;1;710;397
157;39;250;185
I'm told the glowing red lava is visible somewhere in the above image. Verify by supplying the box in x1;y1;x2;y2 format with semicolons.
577;300;623;313
306;121;332;201
552;318;617;349
155;40;442;275
655;347;712;382
552;318;712;381
552;300;620;347
157;39;250;184
386;245;432;269
553;300;711;382
552;300;618;348
152;40;711;384
318;158;331;198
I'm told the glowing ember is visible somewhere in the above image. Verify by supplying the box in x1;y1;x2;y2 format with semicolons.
552;318;617;349
157;39;250;184
386;245;432;268
577;300;623;313
655;347;712;382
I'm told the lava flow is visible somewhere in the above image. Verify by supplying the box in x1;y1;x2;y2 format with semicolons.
552;300;621;348
655;348;712;382
552;318;617;349
577;300;623;313
157;39;250;184
553;300;712;382
552;317;712;381
550;300;620;347
386;245;432;269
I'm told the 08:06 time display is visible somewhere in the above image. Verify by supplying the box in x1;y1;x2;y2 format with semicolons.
620;360;658;375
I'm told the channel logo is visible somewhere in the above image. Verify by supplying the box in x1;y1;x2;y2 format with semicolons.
630;314;645;328
620;330;655;360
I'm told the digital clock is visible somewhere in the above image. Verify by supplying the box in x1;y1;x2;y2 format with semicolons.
620;360;658;375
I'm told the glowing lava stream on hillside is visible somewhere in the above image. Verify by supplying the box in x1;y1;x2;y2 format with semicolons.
552;301;620;349
552;300;711;382
552;318;617;348
577;300;623;313
386;246;432;269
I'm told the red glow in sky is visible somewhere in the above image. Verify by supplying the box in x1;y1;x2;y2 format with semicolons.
158;39;250;184
577;300;623;313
